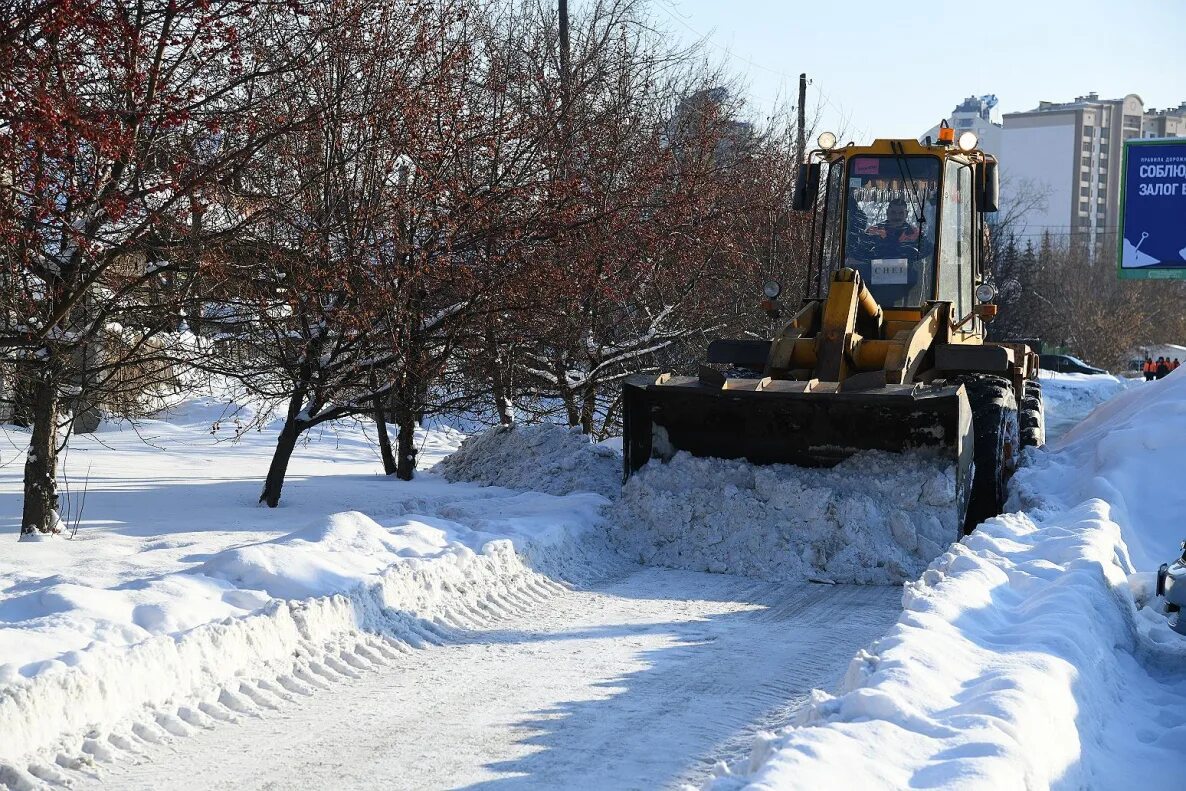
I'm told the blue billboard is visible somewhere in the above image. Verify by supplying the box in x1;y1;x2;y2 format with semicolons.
1118;139;1186;279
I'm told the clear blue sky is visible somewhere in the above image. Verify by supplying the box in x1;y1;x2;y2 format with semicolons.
650;0;1186;141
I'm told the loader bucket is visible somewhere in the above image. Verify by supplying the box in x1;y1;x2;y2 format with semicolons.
622;373;974;528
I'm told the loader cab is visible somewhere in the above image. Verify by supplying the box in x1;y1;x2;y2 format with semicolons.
806;139;990;327
835;154;940;308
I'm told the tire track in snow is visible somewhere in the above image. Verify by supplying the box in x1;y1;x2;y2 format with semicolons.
62;567;900;791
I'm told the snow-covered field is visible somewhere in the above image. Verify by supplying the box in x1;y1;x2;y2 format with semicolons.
2;369;1183;790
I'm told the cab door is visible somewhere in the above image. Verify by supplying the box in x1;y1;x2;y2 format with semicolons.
938;159;975;325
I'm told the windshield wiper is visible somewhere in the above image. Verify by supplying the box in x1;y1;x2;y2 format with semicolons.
890;140;927;229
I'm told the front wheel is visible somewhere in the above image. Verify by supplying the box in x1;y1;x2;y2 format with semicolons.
956;375;1020;533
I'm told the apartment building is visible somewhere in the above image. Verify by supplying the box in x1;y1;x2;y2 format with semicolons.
919;93;1185;244
998;92;1145;245
1142;102;1186;139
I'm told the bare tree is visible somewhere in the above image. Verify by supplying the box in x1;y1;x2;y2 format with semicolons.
996;230;1186;369
0;0;302;535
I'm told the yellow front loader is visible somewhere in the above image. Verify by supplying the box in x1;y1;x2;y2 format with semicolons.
623;128;1042;534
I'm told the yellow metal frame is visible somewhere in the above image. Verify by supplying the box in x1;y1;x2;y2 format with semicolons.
788;268;953;385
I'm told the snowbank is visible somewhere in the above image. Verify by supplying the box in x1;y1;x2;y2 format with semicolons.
199;511;458;600
610;451;959;585
0;539;587;784
435;423;621;498
1037;366;1186;569
441;424;965;586
712;369;1186;789
0;398;612;775
1039;370;1132;442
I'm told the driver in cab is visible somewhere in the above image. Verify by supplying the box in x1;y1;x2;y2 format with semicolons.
847;197;932;303
865;197;929;256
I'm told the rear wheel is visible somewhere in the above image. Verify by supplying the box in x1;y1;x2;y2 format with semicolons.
1019;379;1045;449
954;375;1020;533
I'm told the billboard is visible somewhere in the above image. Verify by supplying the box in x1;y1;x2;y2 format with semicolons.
1118;138;1186;279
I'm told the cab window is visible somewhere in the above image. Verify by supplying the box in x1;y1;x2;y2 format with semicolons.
841;155;939;307
818;159;845;285
939;161;974;318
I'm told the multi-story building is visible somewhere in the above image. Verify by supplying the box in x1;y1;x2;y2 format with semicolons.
921;93;1184;243
921;95;1003;154
999;92;1144;245
1142;102;1186;139
667;87;754;164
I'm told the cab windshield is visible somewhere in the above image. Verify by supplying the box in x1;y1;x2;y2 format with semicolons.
841;155;940;307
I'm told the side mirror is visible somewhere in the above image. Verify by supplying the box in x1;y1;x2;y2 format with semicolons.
792;163;821;211
978;160;999;213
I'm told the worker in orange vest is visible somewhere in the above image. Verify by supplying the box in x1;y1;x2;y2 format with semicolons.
1143;356;1156;381
1155;357;1170;379
1173;358;1181;371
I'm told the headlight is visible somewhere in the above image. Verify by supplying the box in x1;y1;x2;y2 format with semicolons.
957;131;978;152
763;280;782;299
817;131;837;150
975;283;997;303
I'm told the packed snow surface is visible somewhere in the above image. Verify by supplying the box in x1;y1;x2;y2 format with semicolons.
611;450;959;585
435;423;620;498
715;369;1186;789
75;569;902;791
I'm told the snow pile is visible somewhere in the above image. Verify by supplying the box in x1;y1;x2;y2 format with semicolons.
610;451;959;585
1036;366;1186;569
0;538;575;779
712;369;1186;789
200;512;458;600
435;423;620;498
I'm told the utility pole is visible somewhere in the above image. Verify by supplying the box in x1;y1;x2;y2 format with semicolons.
559;0;571;109
797;73;808;163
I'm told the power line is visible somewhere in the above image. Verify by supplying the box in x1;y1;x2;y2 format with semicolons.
654;3;866;139
655;3;801;83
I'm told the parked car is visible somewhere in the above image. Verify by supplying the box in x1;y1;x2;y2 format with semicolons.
1039;354;1108;375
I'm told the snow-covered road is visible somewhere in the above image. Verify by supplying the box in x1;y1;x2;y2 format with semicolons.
83;567;899;790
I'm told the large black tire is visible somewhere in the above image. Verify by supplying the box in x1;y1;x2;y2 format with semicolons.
1019;379;1045;449
954;375;1020;533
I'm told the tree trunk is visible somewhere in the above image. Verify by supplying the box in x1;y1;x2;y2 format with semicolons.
260;417;302;508
579;386;597;435
486;319;515;426
69;333;103;434
488;365;512;426
495;389;515;427
561;388;580;427
394;399;417;481
374;397;396;476
21;372;61;535
11;366;37;428
412;373;429;425
490;343;515;426
491;358;515;425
